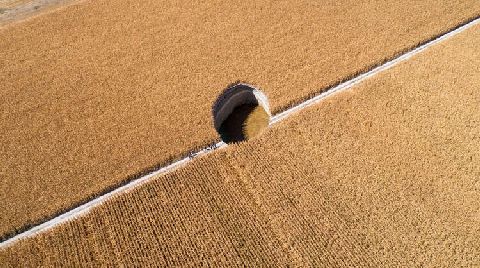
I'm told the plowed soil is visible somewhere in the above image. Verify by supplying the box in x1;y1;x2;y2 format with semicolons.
2;21;479;267
1;0;479;239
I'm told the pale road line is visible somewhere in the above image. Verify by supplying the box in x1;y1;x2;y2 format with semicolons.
1;16;478;248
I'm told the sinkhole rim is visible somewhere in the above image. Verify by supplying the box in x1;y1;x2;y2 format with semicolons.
212;83;271;141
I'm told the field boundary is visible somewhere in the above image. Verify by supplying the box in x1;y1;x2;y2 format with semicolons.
1;16;479;248
0;0;82;26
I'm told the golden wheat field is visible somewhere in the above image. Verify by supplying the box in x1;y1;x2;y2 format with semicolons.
0;0;479;266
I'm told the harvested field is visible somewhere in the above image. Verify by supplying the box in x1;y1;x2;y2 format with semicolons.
2;21;479;267
1;0;479;241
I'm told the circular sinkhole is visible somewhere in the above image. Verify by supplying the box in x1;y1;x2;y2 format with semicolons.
212;83;271;143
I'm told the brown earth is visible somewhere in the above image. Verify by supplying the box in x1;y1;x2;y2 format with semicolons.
0;0;78;25
0;0;32;8
1;0;479;240
1;21;479;267
0;0;47;10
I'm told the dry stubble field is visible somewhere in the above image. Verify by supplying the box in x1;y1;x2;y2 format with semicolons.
1;0;479;241
1;17;479;267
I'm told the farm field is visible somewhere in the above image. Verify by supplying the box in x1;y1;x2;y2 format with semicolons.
1;0;479;241
1;21;479;266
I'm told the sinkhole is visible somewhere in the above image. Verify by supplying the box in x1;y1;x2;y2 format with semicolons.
212;83;271;143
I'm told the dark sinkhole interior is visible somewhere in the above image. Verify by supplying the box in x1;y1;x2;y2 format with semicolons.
213;83;271;144
219;104;261;143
